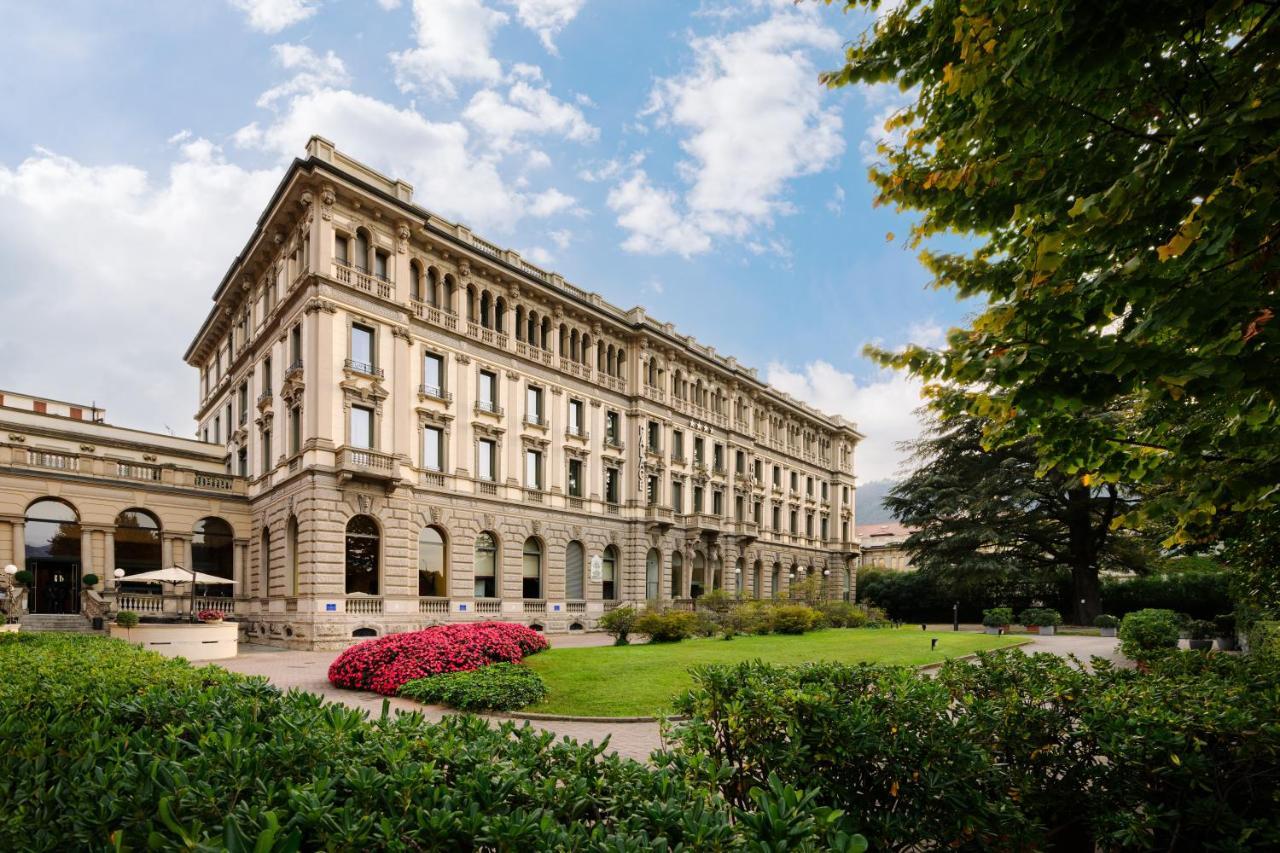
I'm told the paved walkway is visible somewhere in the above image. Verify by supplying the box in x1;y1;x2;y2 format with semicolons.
213;630;1123;763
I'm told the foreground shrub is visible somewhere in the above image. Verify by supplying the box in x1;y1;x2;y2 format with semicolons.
815;600;867;628
0;634;864;851
597;605;638;645
327;622;547;696
668;651;1280;851
771;604;821;635
1119;608;1181;660
400;662;547;711
635;608;698;642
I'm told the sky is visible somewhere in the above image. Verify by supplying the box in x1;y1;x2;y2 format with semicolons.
0;0;969;483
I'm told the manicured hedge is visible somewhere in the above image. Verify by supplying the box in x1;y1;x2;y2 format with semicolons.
400;662;548;711
0;634;864;851
668;651;1280;851
327;622;548;695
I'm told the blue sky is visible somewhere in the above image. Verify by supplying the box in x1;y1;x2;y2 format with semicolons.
0;0;967;482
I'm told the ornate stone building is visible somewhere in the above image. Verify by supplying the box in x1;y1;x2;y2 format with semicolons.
1;137;863;648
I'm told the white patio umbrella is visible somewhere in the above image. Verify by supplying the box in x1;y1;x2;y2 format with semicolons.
118;566;236;620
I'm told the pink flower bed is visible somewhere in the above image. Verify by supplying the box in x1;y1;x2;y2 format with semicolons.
327;622;549;696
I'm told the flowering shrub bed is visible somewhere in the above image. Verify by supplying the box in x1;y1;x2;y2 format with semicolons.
401;663;548;711
328;622;548;696
196;609;225;622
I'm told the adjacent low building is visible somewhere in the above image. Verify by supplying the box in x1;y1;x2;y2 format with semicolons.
0;137;864;648
857;522;915;572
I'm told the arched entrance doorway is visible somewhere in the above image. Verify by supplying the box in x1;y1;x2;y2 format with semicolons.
25;499;81;614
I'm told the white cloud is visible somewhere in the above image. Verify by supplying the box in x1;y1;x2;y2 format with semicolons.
376;0;402;8
463;77;598;147
502;0;586;53
390;0;508;98
906;320;945;348
766;360;927;483
529;187;578;217
826;184;845;215
548;228;572;249
524;245;555;265
228;0;319;33
610;5;844;255
577;151;645;183
257;43;350;108
235;88;527;230
0;141;281;435
606;170;711;257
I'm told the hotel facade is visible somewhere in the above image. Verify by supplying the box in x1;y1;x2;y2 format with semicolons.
0;138;863;648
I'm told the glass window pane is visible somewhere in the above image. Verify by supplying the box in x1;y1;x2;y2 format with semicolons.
424;354;442;390
424;427;441;470
351;325;372;366
350;406;373;448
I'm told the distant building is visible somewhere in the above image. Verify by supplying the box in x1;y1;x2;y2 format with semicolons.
857;522;915;571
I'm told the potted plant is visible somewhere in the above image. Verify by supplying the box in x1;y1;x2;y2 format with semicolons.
1031;608;1062;637
1213;614;1236;651
197;609;226;624
982;607;1014;635
81;573;99;589
1186;619;1215;651
1095;614;1120;637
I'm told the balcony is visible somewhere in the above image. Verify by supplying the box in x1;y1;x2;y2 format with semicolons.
336;447;401;488
645;504;674;529
522;414;548;431
284;359;304;379
603;437;624;453
332;260;392;300
417;384;453;404
410;300;459;331
345;595;383;615
523;599;547;615
732;520;760;542
473;400;504;418
564;426;589;441
344;358;384;379
419;597;450;616
681;512;722;534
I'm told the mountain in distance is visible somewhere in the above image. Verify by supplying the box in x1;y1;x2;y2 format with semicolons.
854;479;899;525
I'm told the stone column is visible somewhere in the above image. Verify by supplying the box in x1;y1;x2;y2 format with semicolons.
80;530;94;577
232;540;246;596
453;355;472;475
12;520;24;571
103;531;116;590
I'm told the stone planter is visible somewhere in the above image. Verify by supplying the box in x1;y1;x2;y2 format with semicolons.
1025;625;1040;635
1099;627;1117;638
983;626;1009;635
1188;638;1213;651
1214;636;1235;651
0;623;19;634
1039;625;1056;637
109;621;238;660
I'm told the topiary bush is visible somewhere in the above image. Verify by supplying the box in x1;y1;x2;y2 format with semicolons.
635;608;698;643
597;605;638;646
80;574;99;588
400;662;547;711
114;610;140;628
327;622;547;696
1094;614;1120;629
0;634;865;851
1118;608;1181;661
1018;607;1062;627
982;607;1014;628
771;604;820;635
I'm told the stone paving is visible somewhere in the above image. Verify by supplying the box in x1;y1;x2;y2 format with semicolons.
213;628;1123;763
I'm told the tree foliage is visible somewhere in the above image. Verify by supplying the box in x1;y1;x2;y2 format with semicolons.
822;0;1280;543
886;402;1150;622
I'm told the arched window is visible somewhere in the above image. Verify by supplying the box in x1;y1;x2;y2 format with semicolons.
194;517;234;598
734;557;744;598
597;344;606;373
344;515;379;595
602;545;619;601
259;526;270;597
25;499;81;615
580;334;591;365
480;290;492;328
410;262;422;302
427;267;440;306
671;551;683;598
615;348;625;378
527;311;538;346
559;325;568;356
113;508;160;576
354;229;370;272
474;532;497;598
418;526;447;597
444;274;456;312
570;329;579;361
691;552;706;599
515;305;525;341
771;562;782;598
540;316;551;349
466;285;477;322
565;541;585;600
495;297;506;333
287;516;299;596
711;557;723;591
753;560;763;600
522;537;542;599
646;548;660;600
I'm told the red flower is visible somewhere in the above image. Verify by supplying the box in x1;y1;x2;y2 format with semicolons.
327;622;548;695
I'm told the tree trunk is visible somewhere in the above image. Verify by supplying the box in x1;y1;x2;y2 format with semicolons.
1065;487;1102;625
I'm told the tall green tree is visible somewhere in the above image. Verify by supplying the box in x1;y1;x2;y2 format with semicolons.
886;404;1148;623
821;1;1280;545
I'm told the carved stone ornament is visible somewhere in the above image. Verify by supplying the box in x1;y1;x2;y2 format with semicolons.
456;353;472;365
459;260;471;280
397;222;411;254
391;325;413;342
320;185;336;220
429;505;440;524
286;495;295;515
571;524;582;539
299;190;313;209
143;454;157;462
78;444;95;453
484;513;496;529
8;433;26;443
357;494;371;514
510;284;521;300
531;520;541;535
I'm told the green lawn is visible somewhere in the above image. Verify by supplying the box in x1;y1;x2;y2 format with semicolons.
523;627;1025;717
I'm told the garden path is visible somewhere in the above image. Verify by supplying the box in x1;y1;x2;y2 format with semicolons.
214;629;1121;763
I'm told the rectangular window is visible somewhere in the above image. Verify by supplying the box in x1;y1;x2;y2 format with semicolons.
672;480;684;513
693;485;704;513
713;443;724;471
423;353;444;397
289;406;301;455
423;426;443;471
478;439;496;481
567;458;583;497
525;449;542;489
754;500;762;524
290;324;302;365
843;485;850;503
820;516;829;540
478;370;497;412
213;416;221;445
772;505;781;531
225;404;233;442
754;458;763;480
606;410;620;445
350;324;375;373
647;475;659;506
841;520;849;541
237;447;248;477
605;468;620;504
335;235;349;264
713;490;724;516
647;421;660;452
807;476;814;496
350;405;374;449
238;384;249;425
374;250;388;281
773;465;781;486
261;429;272;475
806;513;814;538
526;386;543;424
734;495;744;521
790;471;798;491
790;509;798;534
821;482;829;500
568;399;584;435
262;357;272;395
735;450;745;474
693;437;704;464
672;430;684;459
